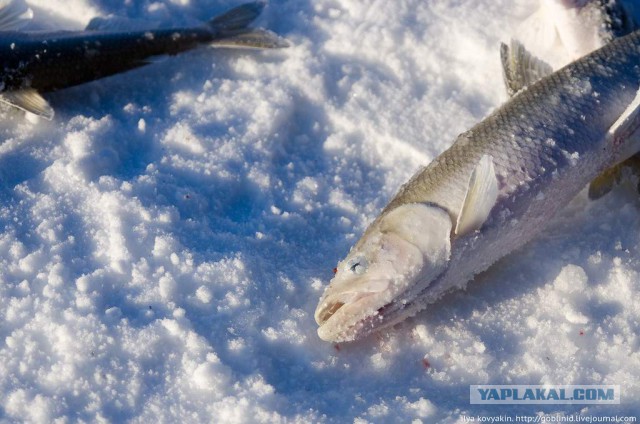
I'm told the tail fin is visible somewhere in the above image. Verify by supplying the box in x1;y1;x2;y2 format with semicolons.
208;2;289;49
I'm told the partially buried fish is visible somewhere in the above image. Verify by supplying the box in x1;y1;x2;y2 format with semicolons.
0;0;286;120
315;1;640;342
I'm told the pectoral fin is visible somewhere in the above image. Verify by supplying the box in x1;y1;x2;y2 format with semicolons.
500;39;554;97
589;153;640;199
607;87;640;150
0;89;55;120
455;155;499;236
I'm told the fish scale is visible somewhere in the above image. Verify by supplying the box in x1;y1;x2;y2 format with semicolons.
316;28;640;342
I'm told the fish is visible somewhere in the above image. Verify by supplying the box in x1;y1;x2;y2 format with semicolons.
314;25;640;342
0;0;287;120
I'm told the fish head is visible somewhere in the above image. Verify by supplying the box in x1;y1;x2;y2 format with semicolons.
314;203;452;342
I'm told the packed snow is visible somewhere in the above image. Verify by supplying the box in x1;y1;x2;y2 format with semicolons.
0;0;638;422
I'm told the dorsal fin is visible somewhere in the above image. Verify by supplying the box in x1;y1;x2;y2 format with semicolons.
455;155;499;236
0;0;32;32
500;39;554;97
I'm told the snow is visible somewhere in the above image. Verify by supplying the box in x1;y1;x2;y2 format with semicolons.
0;0;638;422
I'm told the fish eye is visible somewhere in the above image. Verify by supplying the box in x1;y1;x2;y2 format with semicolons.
346;256;368;275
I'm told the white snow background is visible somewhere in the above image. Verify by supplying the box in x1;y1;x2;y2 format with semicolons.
0;0;639;422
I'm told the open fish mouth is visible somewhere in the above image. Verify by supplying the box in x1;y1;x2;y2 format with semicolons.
316;304;386;343
315;278;392;341
315;277;390;324
315;271;437;342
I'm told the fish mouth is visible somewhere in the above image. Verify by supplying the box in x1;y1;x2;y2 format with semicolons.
316;306;382;342
316;301;401;342
315;267;452;342
314;281;400;342
315;291;375;326
315;300;345;325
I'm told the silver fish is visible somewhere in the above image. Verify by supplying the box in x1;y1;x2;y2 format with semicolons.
0;0;286;120
314;28;640;342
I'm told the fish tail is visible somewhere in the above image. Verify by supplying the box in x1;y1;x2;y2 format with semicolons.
207;2;288;49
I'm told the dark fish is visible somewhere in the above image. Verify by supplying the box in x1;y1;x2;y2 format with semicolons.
0;0;287;119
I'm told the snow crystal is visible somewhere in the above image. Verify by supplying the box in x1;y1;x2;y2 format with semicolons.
0;0;637;422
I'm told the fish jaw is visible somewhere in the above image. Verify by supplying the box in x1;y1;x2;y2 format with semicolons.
315;203;452;342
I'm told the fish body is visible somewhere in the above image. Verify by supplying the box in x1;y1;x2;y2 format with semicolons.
0;29;221;93
0;0;286;119
315;29;640;342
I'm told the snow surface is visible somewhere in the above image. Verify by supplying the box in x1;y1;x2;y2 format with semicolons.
0;0;639;422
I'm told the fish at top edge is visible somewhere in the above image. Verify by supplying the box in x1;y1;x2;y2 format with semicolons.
0;0;288;120
314;19;640;343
